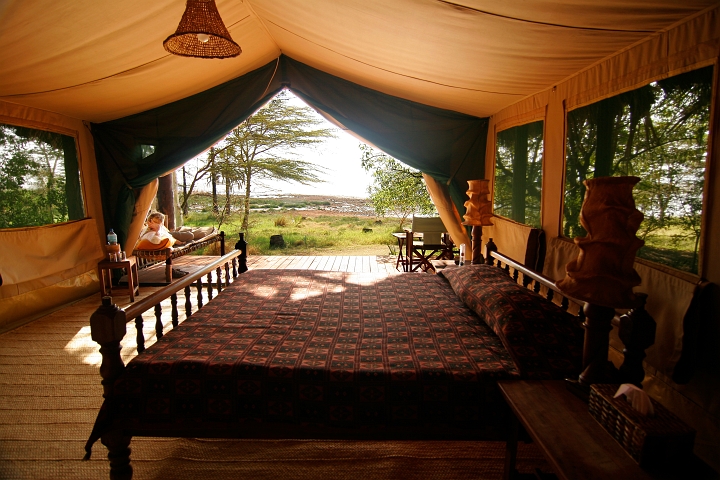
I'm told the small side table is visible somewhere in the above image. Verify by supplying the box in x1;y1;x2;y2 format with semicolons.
97;256;139;302
498;380;655;480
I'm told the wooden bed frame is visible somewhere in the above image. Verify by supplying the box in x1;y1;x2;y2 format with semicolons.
132;230;226;283
86;239;652;479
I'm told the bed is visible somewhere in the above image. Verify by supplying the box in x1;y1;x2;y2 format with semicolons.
85;247;589;479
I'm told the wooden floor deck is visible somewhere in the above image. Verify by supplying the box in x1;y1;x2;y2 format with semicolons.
246;254;400;273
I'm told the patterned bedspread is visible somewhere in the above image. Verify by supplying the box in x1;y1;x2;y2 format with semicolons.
106;270;522;439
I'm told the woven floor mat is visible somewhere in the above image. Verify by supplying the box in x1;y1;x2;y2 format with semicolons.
0;375;98;386
0;409;98;424
0;365;100;375
0;438;549;480
0;397;100;412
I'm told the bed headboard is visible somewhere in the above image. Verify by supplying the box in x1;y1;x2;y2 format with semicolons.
486;245;657;395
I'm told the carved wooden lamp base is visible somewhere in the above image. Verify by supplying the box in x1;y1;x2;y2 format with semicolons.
565;302;618;401
556;176;646;401
471;225;484;264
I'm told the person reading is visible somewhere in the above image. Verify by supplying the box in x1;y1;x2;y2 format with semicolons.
135;212;193;250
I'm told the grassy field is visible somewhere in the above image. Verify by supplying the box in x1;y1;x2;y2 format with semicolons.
182;193;401;256
638;227;700;274
181;193;699;274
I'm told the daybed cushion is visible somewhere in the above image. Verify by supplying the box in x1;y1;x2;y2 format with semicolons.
135;237;173;250
440;264;584;380
191;226;216;240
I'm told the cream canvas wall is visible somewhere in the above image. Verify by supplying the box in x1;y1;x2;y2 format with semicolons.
483;8;720;468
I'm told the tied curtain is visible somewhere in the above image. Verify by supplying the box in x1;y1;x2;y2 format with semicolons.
92;56;488;246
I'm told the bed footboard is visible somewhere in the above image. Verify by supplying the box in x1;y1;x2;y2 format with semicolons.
85;248;246;469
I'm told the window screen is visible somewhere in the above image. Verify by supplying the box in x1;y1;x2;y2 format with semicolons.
0;123;85;229
494;120;543;228
564;66;712;274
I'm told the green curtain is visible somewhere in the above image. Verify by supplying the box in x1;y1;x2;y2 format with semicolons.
92;56;487;246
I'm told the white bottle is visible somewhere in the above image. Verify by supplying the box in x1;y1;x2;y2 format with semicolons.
459;243;466;266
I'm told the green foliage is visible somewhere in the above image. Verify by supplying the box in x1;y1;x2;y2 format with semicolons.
564;66;712;274
360;144;435;229
188;91;336;232
0;124;79;229
184;206;397;256
494;121;543;228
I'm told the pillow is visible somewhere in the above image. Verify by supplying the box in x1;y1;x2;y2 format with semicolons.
192;226;216;240
440;264;584;380
136;237;173;250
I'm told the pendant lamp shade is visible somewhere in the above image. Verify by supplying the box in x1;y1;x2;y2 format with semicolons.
163;0;241;59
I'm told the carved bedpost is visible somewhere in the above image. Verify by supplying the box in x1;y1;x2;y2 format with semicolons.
557;176;645;390
618;293;656;387
89;296;133;480
90;297;128;398
234;232;248;273
485;238;497;266
578;303;616;387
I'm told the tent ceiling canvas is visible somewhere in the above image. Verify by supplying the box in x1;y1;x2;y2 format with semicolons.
1;0;717;122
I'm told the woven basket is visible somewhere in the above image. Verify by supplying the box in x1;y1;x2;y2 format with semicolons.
589;384;695;467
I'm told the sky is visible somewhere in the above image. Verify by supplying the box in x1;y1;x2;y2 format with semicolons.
184;91;375;199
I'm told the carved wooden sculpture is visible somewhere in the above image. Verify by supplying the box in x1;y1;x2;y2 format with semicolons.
462;179;494;264
557;176;644;389
87;297;133;480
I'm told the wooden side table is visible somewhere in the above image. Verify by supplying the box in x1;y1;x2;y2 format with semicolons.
97;256;139;302
498;380;655;480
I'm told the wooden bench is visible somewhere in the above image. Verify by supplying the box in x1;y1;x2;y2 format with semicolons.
132;230;226;283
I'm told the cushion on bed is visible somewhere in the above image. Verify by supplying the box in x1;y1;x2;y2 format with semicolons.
135;237;173;250
192;226;216;240
440;264;584;380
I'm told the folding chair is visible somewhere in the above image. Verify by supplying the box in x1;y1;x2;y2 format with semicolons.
404;216;455;272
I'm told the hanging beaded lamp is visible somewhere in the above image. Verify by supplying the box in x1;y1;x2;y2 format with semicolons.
163;0;241;59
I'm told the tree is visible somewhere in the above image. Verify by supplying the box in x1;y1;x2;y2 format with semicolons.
0;124;71;228
210;91;335;231
494;121;543;228
563;66;711;273
360;144;435;229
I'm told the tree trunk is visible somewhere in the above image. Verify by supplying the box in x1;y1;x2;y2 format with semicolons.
211;155;219;214
225;180;231;216
511;124;528;224
182;166;188;216
242;172;251;232
157;173;175;230
595;97;619;177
